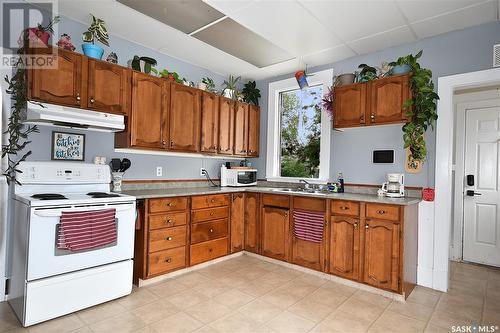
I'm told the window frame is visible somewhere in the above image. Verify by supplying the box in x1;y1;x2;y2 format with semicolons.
266;69;332;183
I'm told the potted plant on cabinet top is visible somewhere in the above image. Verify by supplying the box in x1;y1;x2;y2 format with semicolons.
201;77;216;92
357;64;378;82
82;14;109;60
388;52;417;75
130;56;157;74
28;15;60;47
242;80;261;106
222;75;241;99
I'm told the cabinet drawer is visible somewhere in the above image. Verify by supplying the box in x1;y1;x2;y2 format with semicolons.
149;197;188;213
149;212;188;230
191;219;228;244
148;247;186;276
262;194;290;208
366;203;400;221
149;226;187;253
191;194;230;209
293;196;325;212
331;200;360;216
191;206;229;223
190;238;228;266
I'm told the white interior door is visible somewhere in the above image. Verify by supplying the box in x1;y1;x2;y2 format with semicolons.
463;105;500;267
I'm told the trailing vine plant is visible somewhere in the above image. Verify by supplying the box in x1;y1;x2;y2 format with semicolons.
389;50;439;162
2;17;59;184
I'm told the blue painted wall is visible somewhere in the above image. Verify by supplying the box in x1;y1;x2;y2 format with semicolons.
253;21;500;187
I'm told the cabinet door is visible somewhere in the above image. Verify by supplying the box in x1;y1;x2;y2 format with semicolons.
261;206;290;261
87;59;130;115
218;97;235;154
329;216;360;280
200;92;219;153
231;193;245;252
247;105;260;157
28;48;85;107
368;74;409;124
363;219;400;292
130;72;169;149
234;102;249;156
244;193;260;253
169;84;201;152
334;83;367;128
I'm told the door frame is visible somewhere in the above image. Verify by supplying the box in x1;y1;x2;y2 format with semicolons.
435;67;500;292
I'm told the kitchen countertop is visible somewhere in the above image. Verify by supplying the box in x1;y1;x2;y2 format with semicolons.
122;186;421;206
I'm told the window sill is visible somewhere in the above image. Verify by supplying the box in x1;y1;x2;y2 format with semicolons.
265;176;329;184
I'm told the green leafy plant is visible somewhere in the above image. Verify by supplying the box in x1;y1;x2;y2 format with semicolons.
202;77;216;92
82;14;109;46
222;75;241;99
158;69;182;83
242;80;261;106
395;50;439;162
131;56;157;74
357;64;377;82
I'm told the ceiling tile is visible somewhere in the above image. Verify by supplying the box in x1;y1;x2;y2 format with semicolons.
300;0;406;42
203;0;255;15
347;26;416;55
241;58;299;81
410;0;497;39
302;45;357;68
193;18;293;68
397;0;487;23
227;1;342;56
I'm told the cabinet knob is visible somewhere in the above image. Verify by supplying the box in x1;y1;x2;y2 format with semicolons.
90;97;95;104
76;93;81;101
162;140;166;145
210;212;214;216
166;202;173;207
340;206;349;210
165;236;173;241
365;224;369;229
377;210;386;215
359;115;364;122
354;223;358;229
170;140;174;147
165;257;172;263
370;114;375;122
211;199;215;203
209;228;214;233
165;219;173;224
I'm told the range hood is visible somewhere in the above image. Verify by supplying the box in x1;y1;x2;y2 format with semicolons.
23;101;125;132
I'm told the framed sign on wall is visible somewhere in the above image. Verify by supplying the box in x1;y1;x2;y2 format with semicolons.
51;131;85;161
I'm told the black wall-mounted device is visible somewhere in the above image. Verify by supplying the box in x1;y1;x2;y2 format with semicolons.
372;150;395;164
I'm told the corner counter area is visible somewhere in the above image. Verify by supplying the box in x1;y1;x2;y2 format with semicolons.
126;185;420;299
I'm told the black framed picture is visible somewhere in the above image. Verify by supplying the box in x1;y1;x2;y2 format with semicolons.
51;131;85;161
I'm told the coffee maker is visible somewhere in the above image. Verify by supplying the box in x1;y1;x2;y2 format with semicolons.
380;173;405;198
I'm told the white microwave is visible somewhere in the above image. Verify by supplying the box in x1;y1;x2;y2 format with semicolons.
220;167;257;187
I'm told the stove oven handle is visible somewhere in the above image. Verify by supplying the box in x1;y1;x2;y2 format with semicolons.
33;204;135;217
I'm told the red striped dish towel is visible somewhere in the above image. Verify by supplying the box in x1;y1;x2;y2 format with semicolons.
58;208;117;252
293;209;325;243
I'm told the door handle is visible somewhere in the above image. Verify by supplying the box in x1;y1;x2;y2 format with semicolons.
466;190;482;196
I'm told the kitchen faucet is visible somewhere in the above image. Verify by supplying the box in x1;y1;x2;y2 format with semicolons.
299;179;311;190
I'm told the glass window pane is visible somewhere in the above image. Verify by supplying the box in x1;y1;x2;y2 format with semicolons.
279;84;323;178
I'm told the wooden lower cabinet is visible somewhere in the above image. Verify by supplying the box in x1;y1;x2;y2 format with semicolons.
329;216;360;280
363;219;400;292
230;193;245;252
244;193;260;253
148;247;186;276
190;238;228;266
261;206;290;261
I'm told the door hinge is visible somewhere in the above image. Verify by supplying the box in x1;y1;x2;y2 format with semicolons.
4;278;10;295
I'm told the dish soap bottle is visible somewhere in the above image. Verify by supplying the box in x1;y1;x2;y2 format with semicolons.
337;172;345;193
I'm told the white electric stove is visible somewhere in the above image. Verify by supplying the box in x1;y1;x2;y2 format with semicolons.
8;161;136;326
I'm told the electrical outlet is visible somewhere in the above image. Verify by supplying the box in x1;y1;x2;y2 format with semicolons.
200;168;207;176
156;166;163;177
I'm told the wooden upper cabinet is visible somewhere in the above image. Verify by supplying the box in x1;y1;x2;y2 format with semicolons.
230;193;245;253
218;97;234;154
200;92;219;153
261;206;290;261
130;72;169;149
87;59;130;115
244;193;260;254
334;83;367;128
28;48;85;107
247;105;260;157
329;216;360;281
368;74;409;124
169;83;201;152
234;102;249;156
363;219;400;292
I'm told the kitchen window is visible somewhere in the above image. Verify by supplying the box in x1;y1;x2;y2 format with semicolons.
266;69;332;182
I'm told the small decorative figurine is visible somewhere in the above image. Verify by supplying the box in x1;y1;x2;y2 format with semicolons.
56;33;76;51
106;52;118;64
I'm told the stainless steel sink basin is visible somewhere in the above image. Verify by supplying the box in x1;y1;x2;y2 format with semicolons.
270;188;328;196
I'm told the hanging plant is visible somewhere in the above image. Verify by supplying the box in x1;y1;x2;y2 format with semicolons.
1;18;60;184
389;50;439;162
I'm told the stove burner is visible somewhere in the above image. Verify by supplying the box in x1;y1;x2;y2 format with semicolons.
87;192;121;198
31;193;67;200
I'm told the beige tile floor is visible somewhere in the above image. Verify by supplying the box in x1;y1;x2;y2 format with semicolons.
1;255;499;333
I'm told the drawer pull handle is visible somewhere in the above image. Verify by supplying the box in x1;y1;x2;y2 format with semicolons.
165;236;173;241
365;224;369;229
209;228;214;233
165;219;173;224
377;210;386;215
165;257;172;263
166;202;174;207
340;206;349;210
90;97;95;104
210;212;214;216
211;199;215;203
76;93;81;101
208;248;213;252
354;223;358;229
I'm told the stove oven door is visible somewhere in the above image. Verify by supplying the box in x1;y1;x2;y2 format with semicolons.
26;202;136;281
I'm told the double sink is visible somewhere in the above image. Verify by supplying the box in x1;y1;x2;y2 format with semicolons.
269;187;329;196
